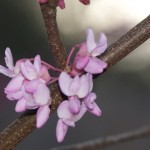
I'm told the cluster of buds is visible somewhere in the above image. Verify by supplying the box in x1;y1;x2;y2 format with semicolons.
38;0;90;9
0;28;107;142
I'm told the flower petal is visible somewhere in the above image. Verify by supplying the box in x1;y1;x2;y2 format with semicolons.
5;74;24;93
15;98;26;112
34;55;41;73
75;56;90;70
86;28;97;53
72;103;87;122
56;119;68;143
34;82;51;106
79;0;90;5
69;96;81;114
89;102;102;116
5;47;14;71
69;76;80;96
77;73;91;98
59;72;72;96
21;60;37;80
36;106;50;128
58;0;65;9
91;33;107;57
57;101;73;119
0;65;15;77
84;57;107;74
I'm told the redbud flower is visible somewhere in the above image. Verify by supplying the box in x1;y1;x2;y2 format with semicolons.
73;28;107;74
59;72;93;98
83;92;101;116
0;48;21;77
79;0;90;5
56;100;87;142
0;48;51;128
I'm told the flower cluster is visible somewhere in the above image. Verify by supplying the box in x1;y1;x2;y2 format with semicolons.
0;28;107;142
38;0;90;9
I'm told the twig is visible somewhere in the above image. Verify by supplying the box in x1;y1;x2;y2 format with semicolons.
0;6;149;150
50;125;150;150
100;15;150;68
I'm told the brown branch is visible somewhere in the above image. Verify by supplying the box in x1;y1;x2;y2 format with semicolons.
0;5;149;150
50;125;150;150
0;1;67;150
100;15;150;68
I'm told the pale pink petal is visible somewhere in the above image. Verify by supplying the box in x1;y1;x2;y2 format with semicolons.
36;106;50;128
62;119;75;127
57;101;73;119
89;102;102;116
21;60;37;80
56;119;68;143
25;93;39;109
84;57;107;74
34;83;51;106
58;0;65;9
59;72;72;96
83;92;96;110
83;93;101;116
69;97;81;114
91;33;107;57
25;79;41;93
5;47;14;71
34;55;41;73
69;76;80;96
75;56;90;70
86;28;97;53
72;103;87;122
5;75;24;93
77;74;91;98
40;65;51;82
0;65;15;77
15;98;26;112
7;90;24;100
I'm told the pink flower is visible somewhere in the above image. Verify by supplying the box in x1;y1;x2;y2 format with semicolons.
56;100;87;142
57;0;65;9
79;0;90;5
83;92;101;116
73;28;107;74
59;72;93;98
0;48;21;77
1;49;51;128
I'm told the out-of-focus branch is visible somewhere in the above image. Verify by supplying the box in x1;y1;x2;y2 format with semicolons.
0;5;149;150
50;125;150;150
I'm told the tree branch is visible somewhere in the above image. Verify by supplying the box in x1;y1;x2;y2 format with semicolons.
0;4;149;149
50;125;150;150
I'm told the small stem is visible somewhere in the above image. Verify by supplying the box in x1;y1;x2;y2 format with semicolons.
47;78;59;85
66;44;81;67
41;60;63;72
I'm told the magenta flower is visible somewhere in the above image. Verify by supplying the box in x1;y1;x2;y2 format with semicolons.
56;100;87;142
73;28;107;74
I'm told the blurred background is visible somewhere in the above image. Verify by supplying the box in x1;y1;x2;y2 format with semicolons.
0;0;150;150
